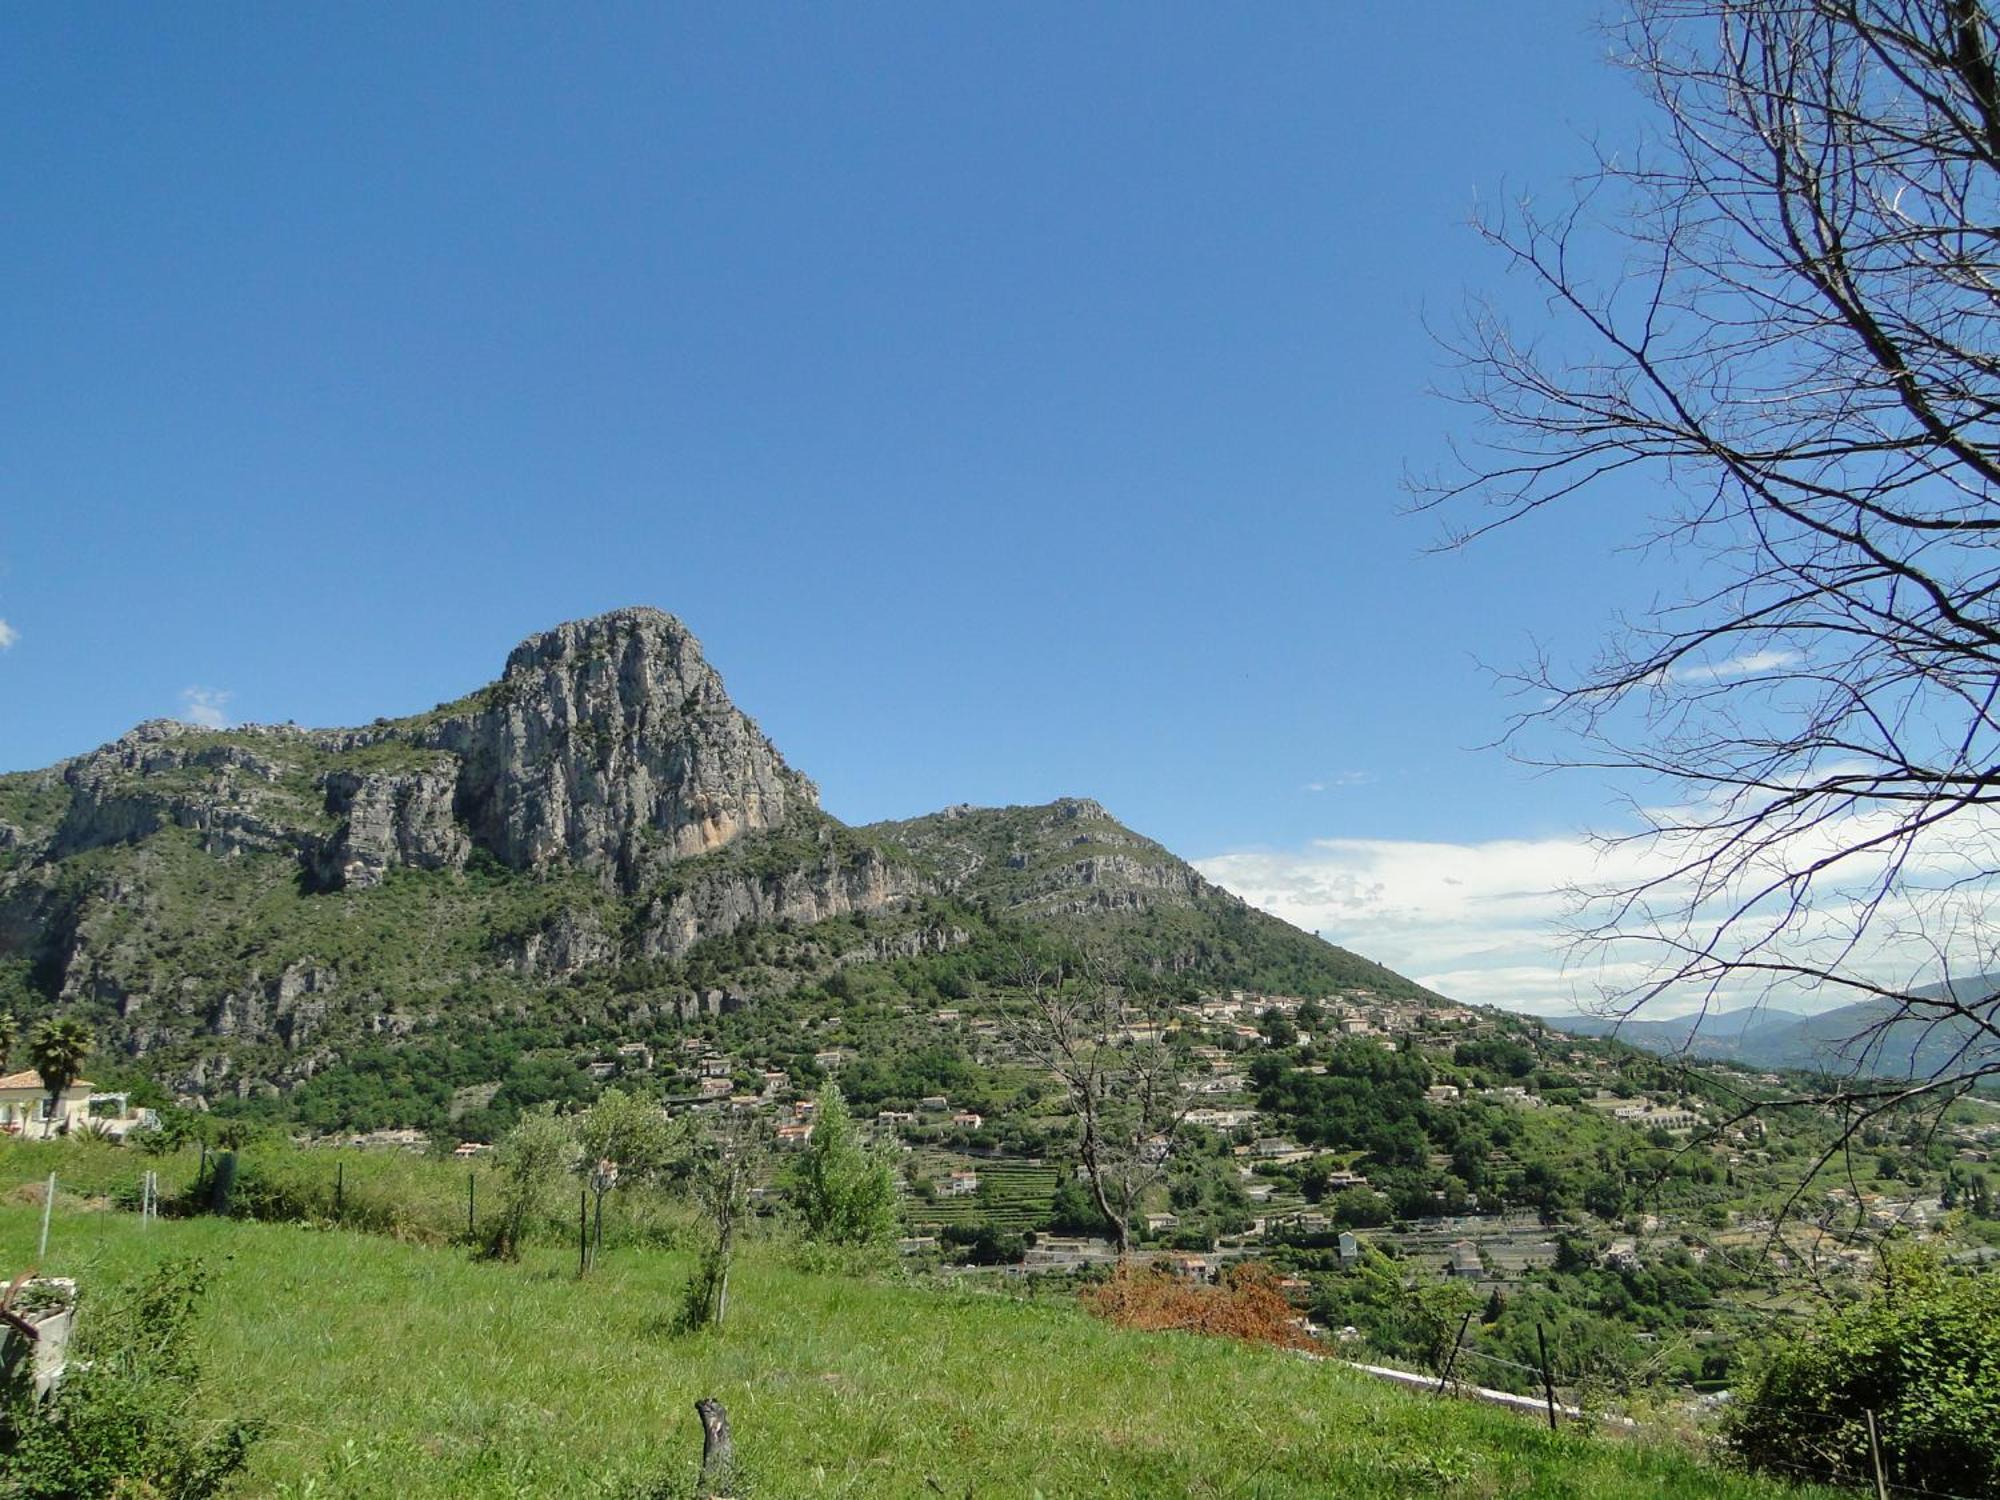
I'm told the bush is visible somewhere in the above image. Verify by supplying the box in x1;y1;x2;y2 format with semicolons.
1082;1262;1314;1351
1726;1251;2000;1493
0;1258;258;1498
792;1085;897;1247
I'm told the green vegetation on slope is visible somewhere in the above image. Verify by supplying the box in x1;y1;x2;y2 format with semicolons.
873;799;1436;1001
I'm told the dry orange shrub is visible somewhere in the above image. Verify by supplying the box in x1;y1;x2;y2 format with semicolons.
1081;1261;1315;1351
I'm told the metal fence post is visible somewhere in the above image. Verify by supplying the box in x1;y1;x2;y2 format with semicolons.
37;1172;55;1260
1536;1323;1559;1432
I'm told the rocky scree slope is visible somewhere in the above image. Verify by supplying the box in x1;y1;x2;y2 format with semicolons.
0;608;1432;1108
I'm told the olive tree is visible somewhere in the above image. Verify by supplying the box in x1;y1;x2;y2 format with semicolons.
487;1104;579;1261
574;1087;677;1269
675;1110;762;1331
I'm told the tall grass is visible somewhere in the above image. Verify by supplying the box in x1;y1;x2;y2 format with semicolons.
0;1137;698;1254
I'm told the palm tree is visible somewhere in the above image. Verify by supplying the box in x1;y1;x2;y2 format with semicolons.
26;1017;95;1133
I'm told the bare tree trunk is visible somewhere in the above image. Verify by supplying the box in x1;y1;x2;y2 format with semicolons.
713;1212;734;1329
695;1396;735;1496
1078;1128;1129;1256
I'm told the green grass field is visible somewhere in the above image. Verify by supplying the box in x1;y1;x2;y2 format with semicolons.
0;1184;1842;1500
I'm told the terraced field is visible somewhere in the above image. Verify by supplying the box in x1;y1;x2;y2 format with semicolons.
904;1153;1058;1231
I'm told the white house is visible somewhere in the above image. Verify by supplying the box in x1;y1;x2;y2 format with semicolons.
0;1072;94;1139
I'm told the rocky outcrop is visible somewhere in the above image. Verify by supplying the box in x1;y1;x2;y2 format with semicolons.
49;721;309;863
311;761;469;890
870;794;1212;917
504;905;621;979
410;608;815;887
1023;852;1205;913
24;610;819;897
836;923;973;966
638;845;927;960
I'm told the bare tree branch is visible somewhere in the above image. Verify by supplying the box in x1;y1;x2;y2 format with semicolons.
1422;0;2000;1222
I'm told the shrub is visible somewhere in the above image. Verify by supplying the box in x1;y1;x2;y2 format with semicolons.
792;1085;896;1247
0;1258;258;1498
1726;1251;2000;1493
1082;1262;1314;1351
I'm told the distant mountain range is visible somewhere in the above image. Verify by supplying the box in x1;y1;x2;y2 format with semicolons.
1538;977;2000;1083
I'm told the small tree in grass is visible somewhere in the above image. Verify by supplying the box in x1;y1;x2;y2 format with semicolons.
574;1088;677;1268
676;1112;761;1332
26;1017;94;1133
488;1103;579;1261
792;1083;896;1247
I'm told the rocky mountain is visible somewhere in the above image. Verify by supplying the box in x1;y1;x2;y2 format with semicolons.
0;607;1436;1119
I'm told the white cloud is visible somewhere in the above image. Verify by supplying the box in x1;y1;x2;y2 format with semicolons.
178;686;233;729
1196;805;2000;1022
0;619;17;650
1198;832;1620;1012
1662;649;1802;685
1303;771;1374;793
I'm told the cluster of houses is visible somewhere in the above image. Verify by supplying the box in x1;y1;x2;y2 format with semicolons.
460;984;1747;1291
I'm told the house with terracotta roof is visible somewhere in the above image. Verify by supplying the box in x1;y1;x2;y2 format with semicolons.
0;1071;94;1139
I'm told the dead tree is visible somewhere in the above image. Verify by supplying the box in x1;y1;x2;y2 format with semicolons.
1008;954;1198;1255
1420;0;2000;1224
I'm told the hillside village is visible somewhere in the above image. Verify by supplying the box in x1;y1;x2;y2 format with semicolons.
323;974;2000;1383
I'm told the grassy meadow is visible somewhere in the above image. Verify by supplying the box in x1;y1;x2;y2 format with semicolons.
0;1143;1840;1499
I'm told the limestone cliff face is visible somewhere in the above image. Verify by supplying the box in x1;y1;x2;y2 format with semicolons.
638;845;929;961
409;608;815;887
310;761;468;890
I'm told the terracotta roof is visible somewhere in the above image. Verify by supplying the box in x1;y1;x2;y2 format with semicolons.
0;1071;92;1093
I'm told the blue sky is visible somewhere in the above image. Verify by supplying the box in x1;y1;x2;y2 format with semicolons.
2;5;1689;1007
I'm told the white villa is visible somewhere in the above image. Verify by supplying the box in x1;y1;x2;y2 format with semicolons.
0;1073;158;1140
0;1071;92;1137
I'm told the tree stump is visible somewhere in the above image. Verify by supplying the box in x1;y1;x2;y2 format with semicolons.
696;1396;735;1496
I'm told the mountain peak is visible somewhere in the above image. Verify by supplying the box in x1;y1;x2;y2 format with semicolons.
501;606;697;678
428;606;815;883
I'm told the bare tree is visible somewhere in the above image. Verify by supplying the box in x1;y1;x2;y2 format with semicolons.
1009;955;1198;1256
1422;0;2000;1195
